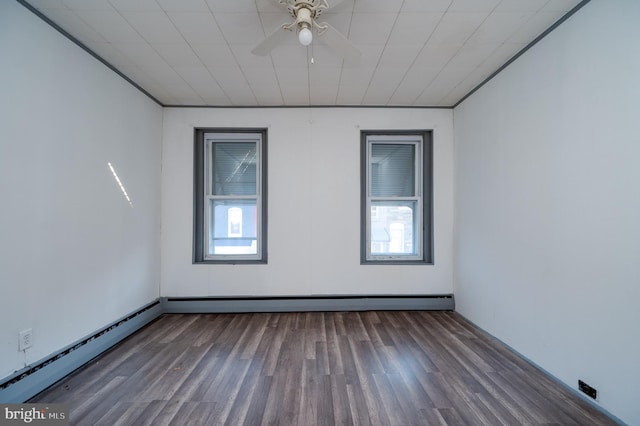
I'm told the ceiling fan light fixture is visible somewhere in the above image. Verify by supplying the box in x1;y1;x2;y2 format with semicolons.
252;0;360;60
298;26;313;46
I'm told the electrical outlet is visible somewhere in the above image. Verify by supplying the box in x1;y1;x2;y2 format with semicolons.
19;329;33;351
579;380;597;400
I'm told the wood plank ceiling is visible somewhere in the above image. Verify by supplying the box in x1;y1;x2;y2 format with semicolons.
25;0;583;106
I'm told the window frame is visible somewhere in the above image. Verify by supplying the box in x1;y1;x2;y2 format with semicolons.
193;128;268;264
361;130;433;265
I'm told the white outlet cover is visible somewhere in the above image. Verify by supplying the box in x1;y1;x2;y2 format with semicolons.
19;329;33;351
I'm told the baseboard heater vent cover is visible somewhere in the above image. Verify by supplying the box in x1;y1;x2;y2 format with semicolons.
162;294;454;314
0;300;162;403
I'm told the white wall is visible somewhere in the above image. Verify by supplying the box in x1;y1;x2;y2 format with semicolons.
454;0;640;424
162;108;453;297
0;2;162;380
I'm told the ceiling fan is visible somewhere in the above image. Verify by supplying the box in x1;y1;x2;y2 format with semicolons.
252;0;361;61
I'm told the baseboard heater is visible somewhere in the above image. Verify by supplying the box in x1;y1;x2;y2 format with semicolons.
0;300;163;403
162;294;454;314
0;294;452;403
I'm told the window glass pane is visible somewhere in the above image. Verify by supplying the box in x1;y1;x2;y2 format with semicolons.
211;142;257;196
370;144;415;197
370;201;417;255
209;199;257;255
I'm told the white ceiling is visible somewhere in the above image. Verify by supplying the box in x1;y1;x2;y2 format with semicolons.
24;0;583;107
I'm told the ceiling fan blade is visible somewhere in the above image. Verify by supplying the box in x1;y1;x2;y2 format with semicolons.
251;25;292;56
317;23;361;62
255;0;289;13
262;0;288;9
326;0;354;13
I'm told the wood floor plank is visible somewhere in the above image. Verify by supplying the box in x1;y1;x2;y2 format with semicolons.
238;376;271;426
351;339;385;376
299;359;319;425
338;335;360;378
355;372;392;425
281;367;304;424
259;314;289;377
345;381;372;426
238;313;270;360
393;368;436;412
69;375;128;424
316;374;336;426
385;372;430;425
461;394;504;426
474;390;522;425
169;343;227;402
260;370;289;425
29;311;619;425
419;407;448;425
411;371;453;409
148;399;184;425
110;402;154;426
329;374;354;425
94;401;134;426
218;356;264;425
437;407;467;426
137;344;211;402
315;341;330;375
166;401;200;426
129;400;170;426
325;316;345;375
371;373;411;425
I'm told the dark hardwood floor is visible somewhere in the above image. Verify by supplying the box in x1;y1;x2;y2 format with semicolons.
31;311;616;425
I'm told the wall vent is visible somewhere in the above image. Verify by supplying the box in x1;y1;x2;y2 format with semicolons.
579;380;598;400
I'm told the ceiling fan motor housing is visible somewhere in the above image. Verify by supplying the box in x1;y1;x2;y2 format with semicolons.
295;7;313;30
287;0;328;31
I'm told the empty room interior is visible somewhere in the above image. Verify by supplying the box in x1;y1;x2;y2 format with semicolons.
1;0;638;424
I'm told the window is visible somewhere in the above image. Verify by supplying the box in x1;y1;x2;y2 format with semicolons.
361;131;433;264
194;129;267;263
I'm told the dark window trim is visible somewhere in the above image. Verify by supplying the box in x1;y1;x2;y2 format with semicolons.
193;128;268;264
360;130;433;265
